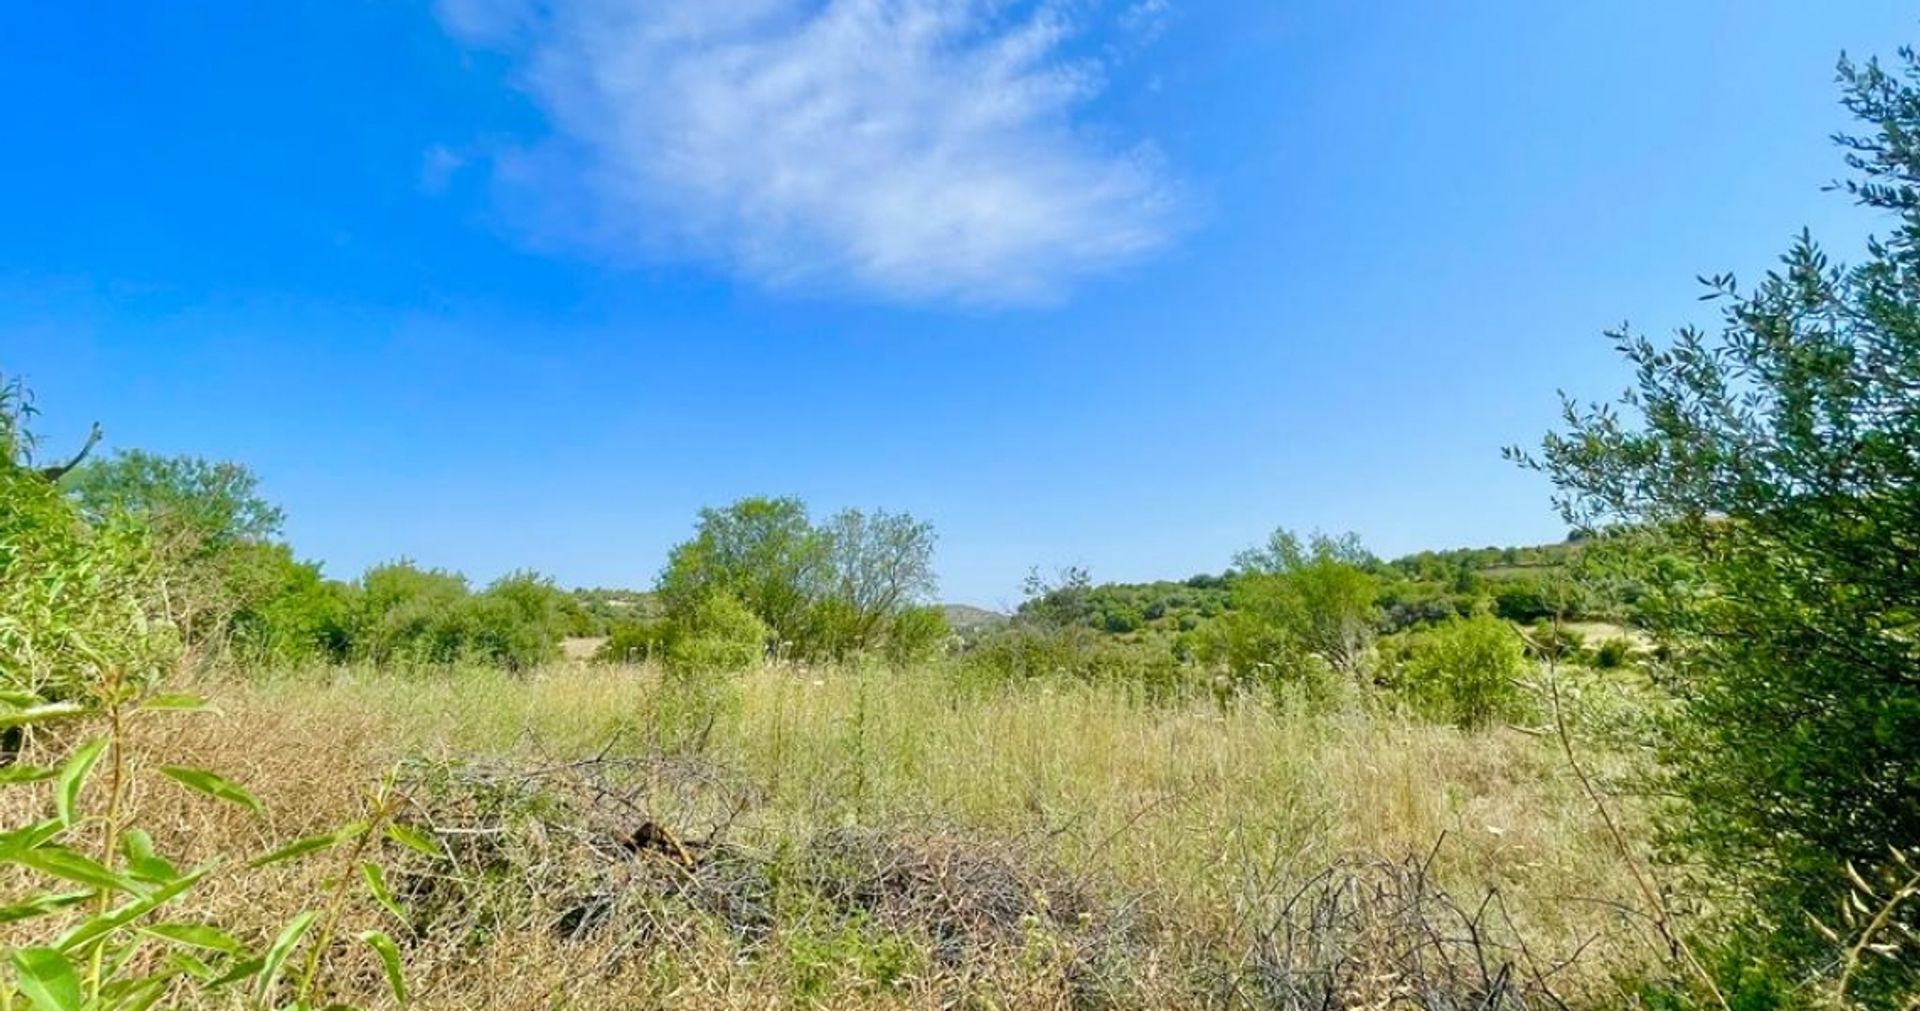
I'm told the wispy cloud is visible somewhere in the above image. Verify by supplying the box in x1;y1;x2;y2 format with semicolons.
438;0;1183;303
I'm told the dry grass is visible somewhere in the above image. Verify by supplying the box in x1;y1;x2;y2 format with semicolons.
1;662;1665;1009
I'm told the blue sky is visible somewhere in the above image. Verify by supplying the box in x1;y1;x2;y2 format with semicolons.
3;1;1912;607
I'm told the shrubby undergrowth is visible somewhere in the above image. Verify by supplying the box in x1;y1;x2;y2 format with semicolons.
6;38;1920;1009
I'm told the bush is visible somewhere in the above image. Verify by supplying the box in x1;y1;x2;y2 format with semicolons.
1;452;174;709
62;449;289;652
882;604;950;668
467;571;569;671
0;378;413;1009
350;562;473;667
1397;614;1528;729
666;591;770;674
958;624;1090;684
340;563;568;671
1490;578;1556;623
1218;530;1378;680
1592;637;1634;670
658;497;938;660
227;544;353;666
599;620;671;664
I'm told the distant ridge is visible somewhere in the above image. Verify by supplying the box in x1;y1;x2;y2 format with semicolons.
940;604;1009;630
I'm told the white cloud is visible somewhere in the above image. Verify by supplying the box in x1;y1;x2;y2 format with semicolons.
439;0;1183;303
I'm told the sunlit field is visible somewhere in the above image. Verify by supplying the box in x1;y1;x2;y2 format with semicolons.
5;660;1658;1010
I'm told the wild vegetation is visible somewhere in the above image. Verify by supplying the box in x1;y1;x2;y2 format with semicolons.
4;41;1920;1011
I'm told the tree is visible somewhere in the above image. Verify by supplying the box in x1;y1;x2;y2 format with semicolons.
349;561;473;667
883;604;951;668
665;590;770;674
657;497;940;659
1218;530;1379;679
225;544;353;666
820;508;938;651
65;450;283;547
1518;48;1920;1001
63;450;287;650
658;497;828;651
1017;566;1095;629
468;571;569;671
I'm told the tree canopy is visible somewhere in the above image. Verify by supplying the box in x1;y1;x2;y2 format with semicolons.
1522;48;1920;1002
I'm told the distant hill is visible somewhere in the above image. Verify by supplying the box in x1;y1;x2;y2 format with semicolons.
941;604;1009;630
566;587;661;636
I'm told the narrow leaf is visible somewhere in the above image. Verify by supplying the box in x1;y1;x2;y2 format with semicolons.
141;922;244;954
205;955;264;989
10;946;81;1011
164;951;215;982
0;891;90;926
255;910;317;1005
0;819;64;859
0;764;59;786
383;823;441;859
359;861;407;928
137;693;215;714
55;737;107;828
13;845;147;896
103;975;171;1011
158;766;260;814
250;830;344;869
0;702;89;729
119;830;179;883
360;930;407;1006
55;870;203;952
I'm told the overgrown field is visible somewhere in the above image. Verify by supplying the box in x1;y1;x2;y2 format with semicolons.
4;661;1660;1010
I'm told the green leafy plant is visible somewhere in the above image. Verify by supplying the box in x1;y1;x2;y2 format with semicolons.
1;380;413;1010
665;591;771;674
1;692;418;1011
1396;613;1528;729
1517;45;1920;1004
1208;530;1378;688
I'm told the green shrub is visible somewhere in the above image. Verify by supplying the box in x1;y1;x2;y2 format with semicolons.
1217;529;1378;680
343;563;566;671
1490;578;1556;623
881;605;949;668
1592;637;1634;670
0;378;413;1009
227;544;353;666
1;429;174;707
657;497;937;660
466;571;568;671
959;624;1091;683
598;620;671;664
350;561;472;666
1397;614;1528;729
666;591;770;674
62;449;289;652
1523;619;1585;662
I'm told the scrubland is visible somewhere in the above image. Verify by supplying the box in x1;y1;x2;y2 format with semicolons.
5;661;1659;1010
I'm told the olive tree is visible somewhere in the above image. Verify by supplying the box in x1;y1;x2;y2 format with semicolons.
1517;48;1920;1001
